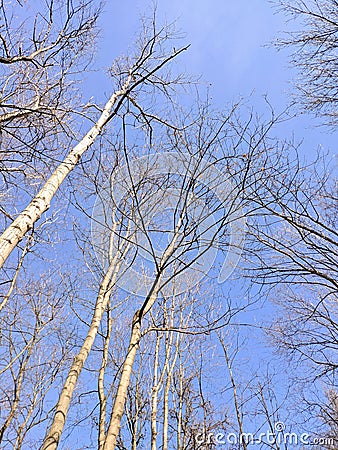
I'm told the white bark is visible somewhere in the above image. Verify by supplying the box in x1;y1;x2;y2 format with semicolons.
98;309;113;450
102;282;161;450
0;44;188;270
162;330;179;450
41;259;120;450
219;335;247;450
0;75;132;270
151;334;161;450
102;309;142;450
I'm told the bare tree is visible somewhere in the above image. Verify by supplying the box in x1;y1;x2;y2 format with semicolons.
242;145;337;447
4;3;334;448
0;275;73;449
0;4;189;270
85;99;289;449
319;389;338;448
276;0;338;124
0;0;99;181
246;150;337;380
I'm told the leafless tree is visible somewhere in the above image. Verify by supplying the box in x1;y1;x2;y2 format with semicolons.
0;4;189;270
276;0;338;124
246;150;337;379
319;389;338;448
0;0;99;182
4;2;335;448
0;275;73;449
243;146;337;446
82;99;292;449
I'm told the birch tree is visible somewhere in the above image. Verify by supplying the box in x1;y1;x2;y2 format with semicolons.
88;103;287;449
0;2;188;270
0;275;73;449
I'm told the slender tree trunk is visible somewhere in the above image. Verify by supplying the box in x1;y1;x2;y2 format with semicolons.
103;280;161;450
0;234;32;312
0;331;35;443
162;330;179;450
219;335;247;450
151;334;161;450
162;354;171;450
131;378;140;450
0;44;188;270
177;358;184;450
42;260;120;450
102;309;142;450
0;76;132;270
98;308;113;450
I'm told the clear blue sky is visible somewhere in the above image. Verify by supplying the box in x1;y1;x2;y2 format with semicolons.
100;0;334;425
77;1;335;442
85;0;336;163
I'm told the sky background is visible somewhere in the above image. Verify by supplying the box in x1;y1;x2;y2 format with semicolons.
85;0;337;162
85;0;336;360
61;1;336;444
1;2;335;447
89;0;336;433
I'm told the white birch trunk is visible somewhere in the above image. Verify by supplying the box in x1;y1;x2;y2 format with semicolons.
98;309;113;450
0;76;132;270
162;328;179;450
41;259;120;450
102;309;142;450
151;334;162;450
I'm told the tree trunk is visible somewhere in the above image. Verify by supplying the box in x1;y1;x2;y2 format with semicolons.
102;309;142;450
151;334;161;450
0;76;132;270
98;308;113;450
42;261;120;450
162;330;179;450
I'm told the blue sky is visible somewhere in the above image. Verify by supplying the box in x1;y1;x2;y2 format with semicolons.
92;0;336;430
1;2;336;447
91;1;286;103
98;0;285;95
71;1;336;444
86;0;336;163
